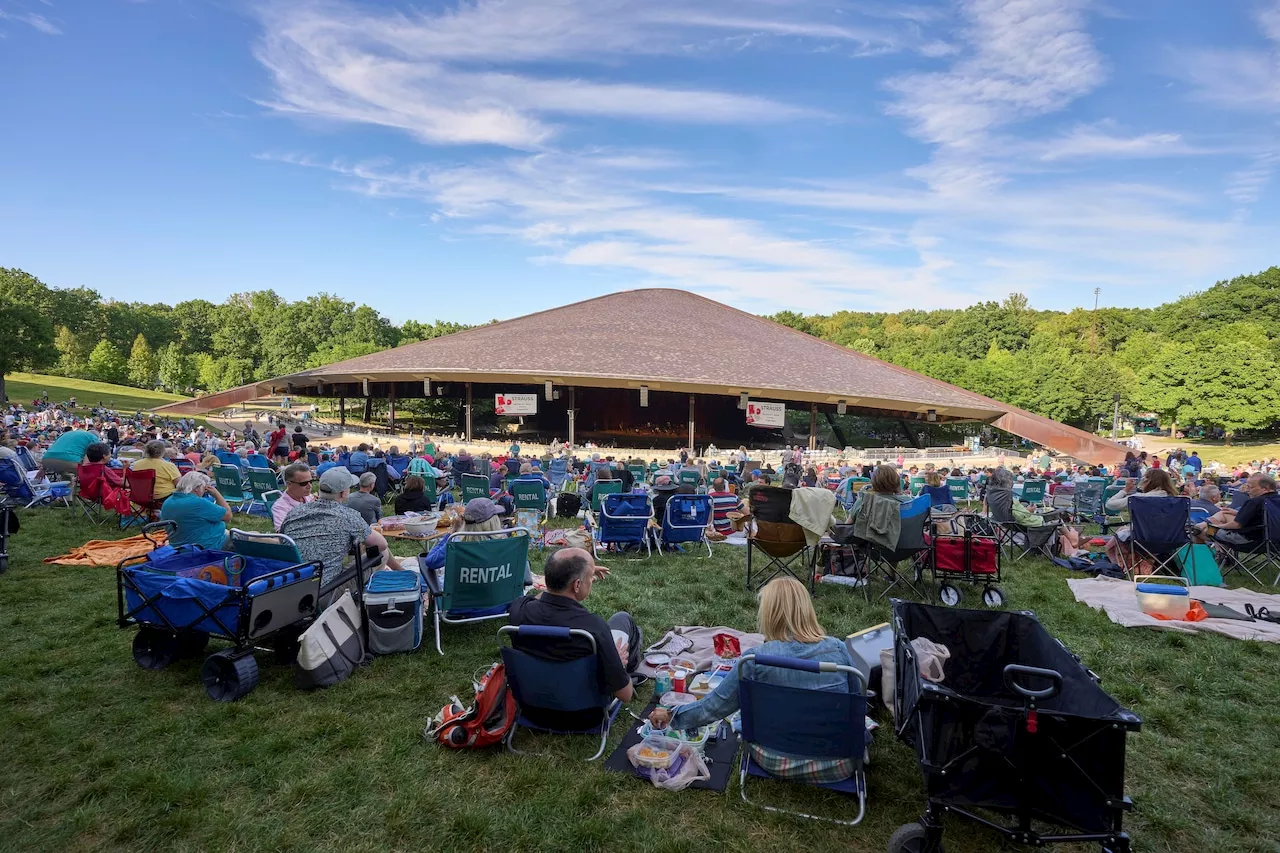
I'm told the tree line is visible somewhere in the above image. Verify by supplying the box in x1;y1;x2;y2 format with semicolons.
769;266;1280;438
3;265;1278;437
0;267;469;403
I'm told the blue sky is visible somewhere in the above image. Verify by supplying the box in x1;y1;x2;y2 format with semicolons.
1;0;1277;323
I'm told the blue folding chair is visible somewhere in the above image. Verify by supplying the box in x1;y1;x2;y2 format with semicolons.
1229;488;1248;510
921;484;954;508
498;625;623;761
738;653;869;825
660;493;712;556
245;453;273;469
1123;496;1192;578
547;457;569;491
0;458;69;509
593;492;653;559
215;450;243;470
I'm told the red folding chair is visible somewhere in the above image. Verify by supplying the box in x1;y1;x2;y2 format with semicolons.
123;467;165;528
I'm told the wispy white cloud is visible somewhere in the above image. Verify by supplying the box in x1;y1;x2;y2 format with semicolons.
1181;1;1280;112
884;0;1104;152
253;0;1272;312
0;8;61;34
1227;149;1279;204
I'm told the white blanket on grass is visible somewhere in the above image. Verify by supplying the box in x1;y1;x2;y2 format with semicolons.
1067;576;1280;643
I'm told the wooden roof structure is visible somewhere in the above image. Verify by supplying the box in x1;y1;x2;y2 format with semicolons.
155;288;1127;463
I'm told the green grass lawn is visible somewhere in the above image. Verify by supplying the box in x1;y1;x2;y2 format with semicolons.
2;507;1279;853
4;372;188;414
1142;437;1280;471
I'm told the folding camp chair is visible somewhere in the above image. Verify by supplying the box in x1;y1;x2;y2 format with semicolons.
590;480;623;515
945;477;971;507
849;494;930;601
737;653;869;825
215;450;242;470
212;465;251;512
511;478;549;548
247;468;282;515
425;529;530;655
593;492;653;558
909;476;926;496
72;462;112;524
1018;480;1047;508
659;493;712;556
547;458;569;491
122;467;165;528
461;473;490;504
677;469;701;491
921;484;954;508
1213;496;1280;586
498;625;623;761
0;503;15;573
229;528;369;611
627;464;645;484
174;458;195;475
307;451;320;467
1121;496;1192;579
1071;480;1105;526
1;457;70;510
745;486;814;592
387;454;410;476
245;453;272;469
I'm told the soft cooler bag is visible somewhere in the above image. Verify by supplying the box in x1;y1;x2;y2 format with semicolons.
364;570;424;654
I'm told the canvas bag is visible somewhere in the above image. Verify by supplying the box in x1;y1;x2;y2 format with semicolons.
295;590;371;689
1176;544;1223;587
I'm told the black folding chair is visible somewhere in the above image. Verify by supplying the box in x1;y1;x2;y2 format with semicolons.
844;495;930;601
1214;496;1280;586
1121;496;1192;579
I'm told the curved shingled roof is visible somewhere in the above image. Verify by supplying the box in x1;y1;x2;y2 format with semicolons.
156;288;1128;463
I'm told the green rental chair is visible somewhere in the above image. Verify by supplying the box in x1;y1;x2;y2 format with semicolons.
212;465;251;512
427;529;531;655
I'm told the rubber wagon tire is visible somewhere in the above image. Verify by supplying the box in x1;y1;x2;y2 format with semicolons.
201;650;259;701
133;627;180;670
887;822;945;853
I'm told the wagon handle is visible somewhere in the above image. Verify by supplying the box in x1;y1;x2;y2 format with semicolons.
142;520;177;547
1003;664;1062;701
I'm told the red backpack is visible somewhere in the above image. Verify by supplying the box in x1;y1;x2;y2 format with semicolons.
425;662;517;749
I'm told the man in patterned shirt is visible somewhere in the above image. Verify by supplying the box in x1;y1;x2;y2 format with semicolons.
280;466;402;588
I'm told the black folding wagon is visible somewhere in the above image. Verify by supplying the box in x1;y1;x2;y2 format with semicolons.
888;600;1141;853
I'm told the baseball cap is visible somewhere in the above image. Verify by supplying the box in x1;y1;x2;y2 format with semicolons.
318;466;360;495
463;497;501;523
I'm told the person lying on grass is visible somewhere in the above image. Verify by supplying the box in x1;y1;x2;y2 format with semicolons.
648;576;859;783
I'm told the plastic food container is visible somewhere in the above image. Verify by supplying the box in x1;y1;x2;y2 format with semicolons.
633;735;679;769
845;623;893;685
638;723;712;753
1134;575;1190;619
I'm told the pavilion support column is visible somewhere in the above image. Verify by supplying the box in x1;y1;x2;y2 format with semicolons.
809;404;818;451
363;395;373;423
567;387;576;448
464;382;473;443
339;395;346;427
388;386;396;431
688;394;695;453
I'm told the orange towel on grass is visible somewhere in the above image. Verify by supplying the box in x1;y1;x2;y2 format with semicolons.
43;532;170;567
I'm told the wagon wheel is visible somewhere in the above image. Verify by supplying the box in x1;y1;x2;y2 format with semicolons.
938;583;961;607
200;650;259;702
887;822;945;853
982;586;1006;607
0;555;7;573
176;631;210;658
132;627;180;670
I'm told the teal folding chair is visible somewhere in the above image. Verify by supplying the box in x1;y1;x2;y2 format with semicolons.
425;529;530;655
909;476;926;496
247;468;282;514
945;477;971;506
1019;480;1047;507
591;480;623;515
212;465;251;512
678;469;701;490
511;479;549;548
461;473;490;504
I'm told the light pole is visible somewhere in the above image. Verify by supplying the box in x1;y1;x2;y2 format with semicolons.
1111;392;1121;441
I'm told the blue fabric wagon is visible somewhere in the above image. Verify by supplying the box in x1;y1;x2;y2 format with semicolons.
116;524;321;701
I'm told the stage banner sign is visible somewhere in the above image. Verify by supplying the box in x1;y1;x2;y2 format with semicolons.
745;400;785;428
495;393;537;416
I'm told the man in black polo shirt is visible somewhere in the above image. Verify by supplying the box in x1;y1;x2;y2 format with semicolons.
1209;473;1278;547
507;548;640;727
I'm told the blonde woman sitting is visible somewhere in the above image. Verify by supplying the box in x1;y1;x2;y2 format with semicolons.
649;577;861;782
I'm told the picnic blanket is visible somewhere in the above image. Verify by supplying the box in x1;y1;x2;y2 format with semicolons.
638;625;765;678
1067;575;1280;643
43;531;169;567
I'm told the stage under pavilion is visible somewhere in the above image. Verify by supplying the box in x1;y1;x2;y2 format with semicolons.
153;289;1127;465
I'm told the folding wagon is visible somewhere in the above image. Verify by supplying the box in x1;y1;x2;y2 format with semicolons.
116;523;321;701
888;600;1141;853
